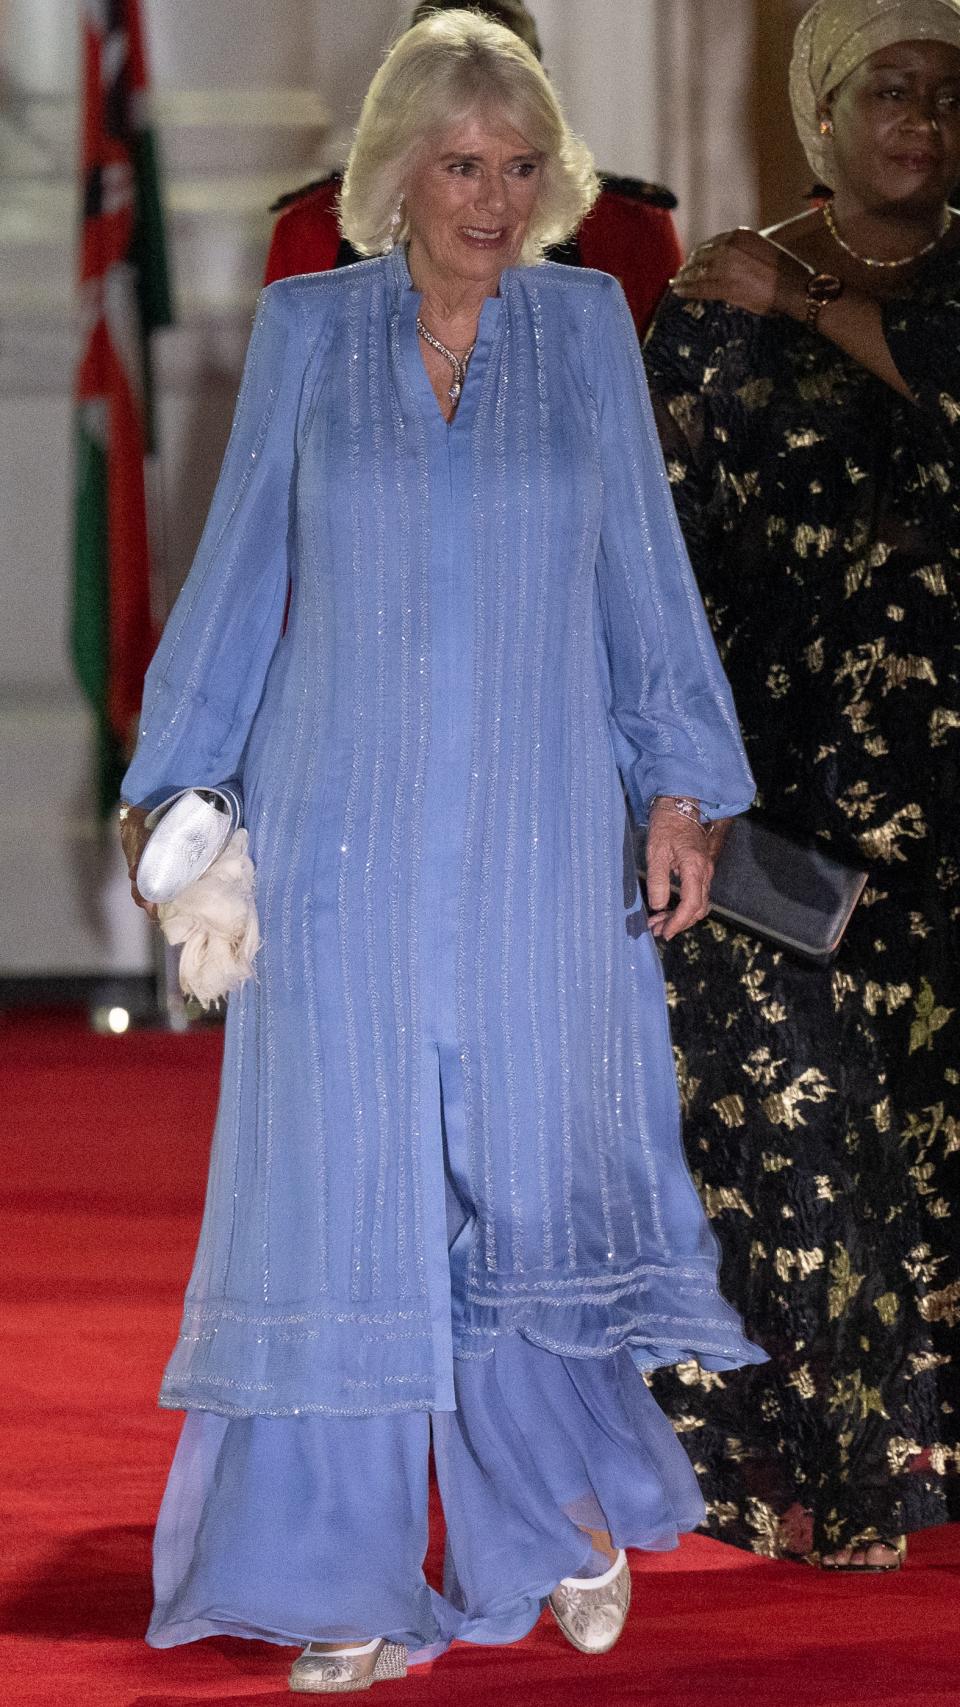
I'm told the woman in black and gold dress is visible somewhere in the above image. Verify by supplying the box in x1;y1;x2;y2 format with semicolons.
644;0;960;1570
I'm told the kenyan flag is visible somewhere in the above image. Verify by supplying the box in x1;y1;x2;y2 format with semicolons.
73;0;173;813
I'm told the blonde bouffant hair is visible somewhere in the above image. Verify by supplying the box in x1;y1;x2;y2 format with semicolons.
339;9;599;264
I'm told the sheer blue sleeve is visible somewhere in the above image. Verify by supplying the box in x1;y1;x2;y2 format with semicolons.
122;282;306;806
593;274;755;824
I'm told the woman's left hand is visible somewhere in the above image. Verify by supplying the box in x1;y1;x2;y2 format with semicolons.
646;802;729;943
672;228;811;320
119;803;159;920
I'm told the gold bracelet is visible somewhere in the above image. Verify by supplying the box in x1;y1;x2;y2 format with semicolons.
805;271;843;334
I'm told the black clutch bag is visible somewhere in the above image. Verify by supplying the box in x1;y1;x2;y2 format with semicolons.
636;814;868;967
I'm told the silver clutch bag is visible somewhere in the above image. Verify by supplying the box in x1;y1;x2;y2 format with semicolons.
136;784;243;905
636;814;868;966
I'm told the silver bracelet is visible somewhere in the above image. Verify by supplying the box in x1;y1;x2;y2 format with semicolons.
651;795;709;837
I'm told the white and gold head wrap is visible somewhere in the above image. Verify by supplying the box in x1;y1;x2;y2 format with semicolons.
790;0;960;183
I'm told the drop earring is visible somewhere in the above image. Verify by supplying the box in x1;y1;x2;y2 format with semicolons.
819;117;833;137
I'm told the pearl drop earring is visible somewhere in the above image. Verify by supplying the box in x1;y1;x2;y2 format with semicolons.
819;118;833;137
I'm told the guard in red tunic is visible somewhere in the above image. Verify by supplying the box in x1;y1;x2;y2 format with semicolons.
263;0;682;340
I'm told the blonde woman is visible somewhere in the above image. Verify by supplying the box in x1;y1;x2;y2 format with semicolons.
121;12;760;1692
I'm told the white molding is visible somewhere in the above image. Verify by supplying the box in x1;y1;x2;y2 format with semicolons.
152;87;331;129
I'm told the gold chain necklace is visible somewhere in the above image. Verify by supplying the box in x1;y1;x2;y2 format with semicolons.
416;317;476;403
822;199;951;270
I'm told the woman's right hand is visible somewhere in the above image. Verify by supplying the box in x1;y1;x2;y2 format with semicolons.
672;228;812;321
645;798;717;942
119;804;159;920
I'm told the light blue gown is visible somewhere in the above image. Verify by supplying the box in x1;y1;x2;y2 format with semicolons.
124;245;764;1654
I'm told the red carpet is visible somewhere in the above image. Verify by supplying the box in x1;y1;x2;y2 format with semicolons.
1;1008;958;1707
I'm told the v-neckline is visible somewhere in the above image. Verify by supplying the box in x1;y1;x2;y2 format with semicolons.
392;245;505;432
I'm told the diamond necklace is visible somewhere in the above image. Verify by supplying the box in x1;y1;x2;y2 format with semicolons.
822;199;951;270
416;316;476;403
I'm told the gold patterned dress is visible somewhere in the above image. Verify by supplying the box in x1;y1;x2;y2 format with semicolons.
643;247;960;1557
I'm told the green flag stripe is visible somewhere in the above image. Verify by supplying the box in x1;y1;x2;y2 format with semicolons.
131;127;173;335
71;419;109;714
72;420;126;815
131;127;174;453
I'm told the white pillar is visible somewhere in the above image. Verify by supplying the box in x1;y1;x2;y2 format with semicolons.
654;0;759;246
535;0;759;249
3;0;77;90
536;0;660;180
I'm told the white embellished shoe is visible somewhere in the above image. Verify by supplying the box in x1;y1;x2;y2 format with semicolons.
548;1549;631;1655
289;1637;408;1693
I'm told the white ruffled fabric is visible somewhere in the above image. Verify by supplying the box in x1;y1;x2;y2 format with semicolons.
158;829;260;1007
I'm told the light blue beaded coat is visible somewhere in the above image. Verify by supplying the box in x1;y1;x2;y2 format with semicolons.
123;245;763;1418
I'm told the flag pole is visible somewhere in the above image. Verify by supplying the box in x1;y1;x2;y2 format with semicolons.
72;0;179;1027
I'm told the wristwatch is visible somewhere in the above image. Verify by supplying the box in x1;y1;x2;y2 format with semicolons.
805;271;844;332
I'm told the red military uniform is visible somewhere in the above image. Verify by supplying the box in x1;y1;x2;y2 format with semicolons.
263;171;682;339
